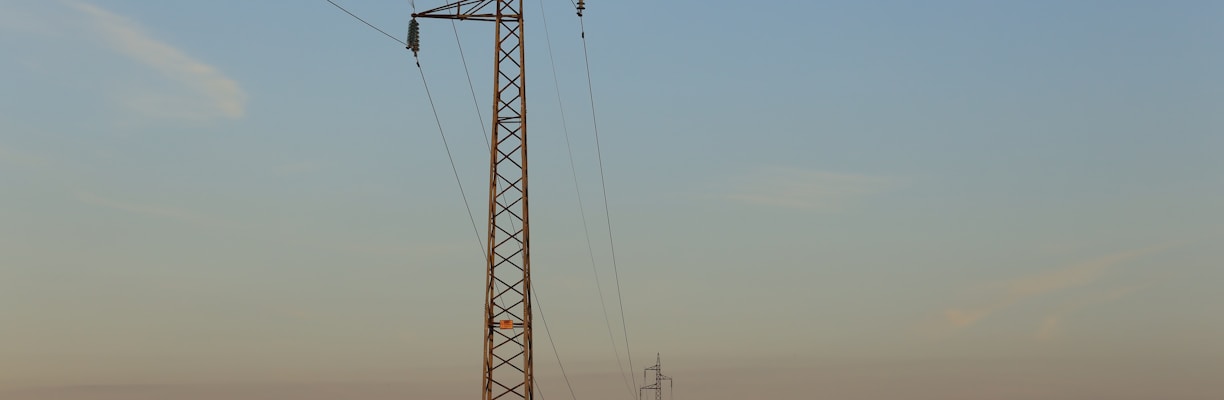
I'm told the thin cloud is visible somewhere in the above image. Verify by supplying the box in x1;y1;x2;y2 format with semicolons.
941;245;1168;331
72;1;246;120
726;167;893;211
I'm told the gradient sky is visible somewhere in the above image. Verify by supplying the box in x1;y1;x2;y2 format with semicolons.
2;0;1222;399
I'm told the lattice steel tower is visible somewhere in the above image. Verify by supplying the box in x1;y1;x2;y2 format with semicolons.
640;353;673;400
413;1;532;400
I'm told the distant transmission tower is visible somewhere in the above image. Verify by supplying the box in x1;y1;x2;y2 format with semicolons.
639;353;673;400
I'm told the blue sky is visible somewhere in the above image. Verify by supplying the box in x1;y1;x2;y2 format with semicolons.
1;1;1222;399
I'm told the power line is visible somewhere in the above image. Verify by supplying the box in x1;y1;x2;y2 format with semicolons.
539;0;636;397
533;290;578;400
325;0;484;255
325;0;405;46
578;13;638;393
414;61;487;257
441;7;521;349
428;5;529;330
324;0;512;362
451;20;491;147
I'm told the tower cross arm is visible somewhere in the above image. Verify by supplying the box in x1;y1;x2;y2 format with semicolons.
412;0;511;21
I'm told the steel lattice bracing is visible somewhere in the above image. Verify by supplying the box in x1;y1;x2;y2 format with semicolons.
415;1;531;400
640;354;672;400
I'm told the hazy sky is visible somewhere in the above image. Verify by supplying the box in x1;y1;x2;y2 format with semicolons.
2;0;1222;399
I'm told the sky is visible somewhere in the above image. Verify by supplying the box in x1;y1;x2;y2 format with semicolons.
1;0;1222;399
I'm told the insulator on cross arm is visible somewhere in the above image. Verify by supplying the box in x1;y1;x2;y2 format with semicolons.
576;0;585;16
407;18;420;55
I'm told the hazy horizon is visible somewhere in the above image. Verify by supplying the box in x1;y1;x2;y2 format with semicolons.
2;0;1221;399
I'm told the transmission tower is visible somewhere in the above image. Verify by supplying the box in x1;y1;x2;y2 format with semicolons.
639;353;673;400
412;2;532;400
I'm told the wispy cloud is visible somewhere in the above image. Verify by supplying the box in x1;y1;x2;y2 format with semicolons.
941;244;1169;331
725;167;893;211
72;1;246;120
